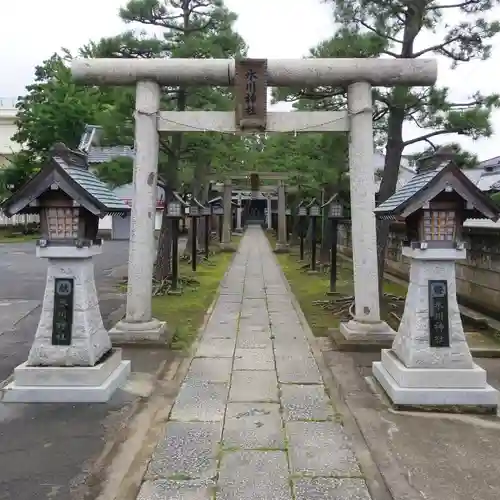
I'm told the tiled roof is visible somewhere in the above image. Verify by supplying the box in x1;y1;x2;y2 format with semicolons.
374;168;443;214
478;155;500;169
491;180;500;191
52;156;129;212
87;146;135;164
477;173;500;191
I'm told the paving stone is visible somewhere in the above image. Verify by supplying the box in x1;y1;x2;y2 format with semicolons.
217;450;292;500
265;286;288;295
223;403;285;449
269;315;300;325
273;336;310;355
286;421;361;476
170;380;228;422
275;355;322;384
137;479;215;500
236;332;272;349
280;384;335;421
217;294;243;302
186;358;233;383
147;422;221;480
239;323;271;334
229;371;279;402
233;348;275;370
204;316;239;338
196;338;235;358
293;478;372;500
243;292;266;299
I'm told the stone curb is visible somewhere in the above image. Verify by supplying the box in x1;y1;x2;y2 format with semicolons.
266;238;394;500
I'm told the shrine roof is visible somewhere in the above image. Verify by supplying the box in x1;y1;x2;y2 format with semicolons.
375;168;443;213
1;143;130;217
374;163;499;221
87;145;135;164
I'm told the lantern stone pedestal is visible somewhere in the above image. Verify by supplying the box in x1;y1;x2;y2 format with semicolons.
373;247;498;411
108;318;167;344
274;242;289;253
339;320;395;343
1;244;131;403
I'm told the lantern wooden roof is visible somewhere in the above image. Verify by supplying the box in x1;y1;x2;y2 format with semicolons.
305;197;320;209
1;143;130;217
321;194;339;209
172;192;189;206
374;162;499;221
208;196;238;207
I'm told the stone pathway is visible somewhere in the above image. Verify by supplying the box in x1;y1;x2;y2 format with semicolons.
137;226;372;500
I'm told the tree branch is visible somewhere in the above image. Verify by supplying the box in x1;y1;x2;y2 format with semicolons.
354;18;403;43
159;137;175;156
413;36;463;57
403;129;460;147
427;0;481;10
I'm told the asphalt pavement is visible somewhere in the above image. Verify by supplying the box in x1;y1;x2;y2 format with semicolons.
0;239;138;500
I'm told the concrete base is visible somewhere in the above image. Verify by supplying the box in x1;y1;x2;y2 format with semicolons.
373;350;498;411
274;242;289;254
329;328;394;352
1;349;131;403
218;243;236;253
108;318;168;344
339;319;396;344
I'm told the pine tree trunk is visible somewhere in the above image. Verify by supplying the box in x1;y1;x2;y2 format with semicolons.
376;108;405;297
153;86;186;275
154;187;174;281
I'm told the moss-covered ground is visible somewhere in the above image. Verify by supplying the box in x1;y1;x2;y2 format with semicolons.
268;233;406;337
152;237;241;350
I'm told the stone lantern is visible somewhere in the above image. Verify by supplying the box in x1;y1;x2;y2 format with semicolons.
201;203;212;259
297;201;308;261
372;161;500;412
0;143;131;402
209;198;224;242
322;194;349;293
166;194;187;294
188;197;204;271
306;198;321;272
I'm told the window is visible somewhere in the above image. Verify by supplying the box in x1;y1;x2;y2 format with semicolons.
423;210;456;241
46;207;79;239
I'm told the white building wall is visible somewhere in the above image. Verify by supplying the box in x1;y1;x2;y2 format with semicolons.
98;211;164;232
0;100;20;158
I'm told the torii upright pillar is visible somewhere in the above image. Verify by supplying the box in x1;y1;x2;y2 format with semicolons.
275;180;288;253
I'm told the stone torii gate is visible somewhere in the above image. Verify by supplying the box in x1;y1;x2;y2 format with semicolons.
227;172;291;250
72;57;437;343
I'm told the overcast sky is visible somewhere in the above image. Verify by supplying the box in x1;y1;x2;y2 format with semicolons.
1;0;500;161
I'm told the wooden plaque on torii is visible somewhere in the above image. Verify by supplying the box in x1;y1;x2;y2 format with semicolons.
234;58;268;133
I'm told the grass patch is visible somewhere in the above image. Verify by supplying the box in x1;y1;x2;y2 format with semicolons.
267;233;406;337
0;231;39;243
151;237;240;350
